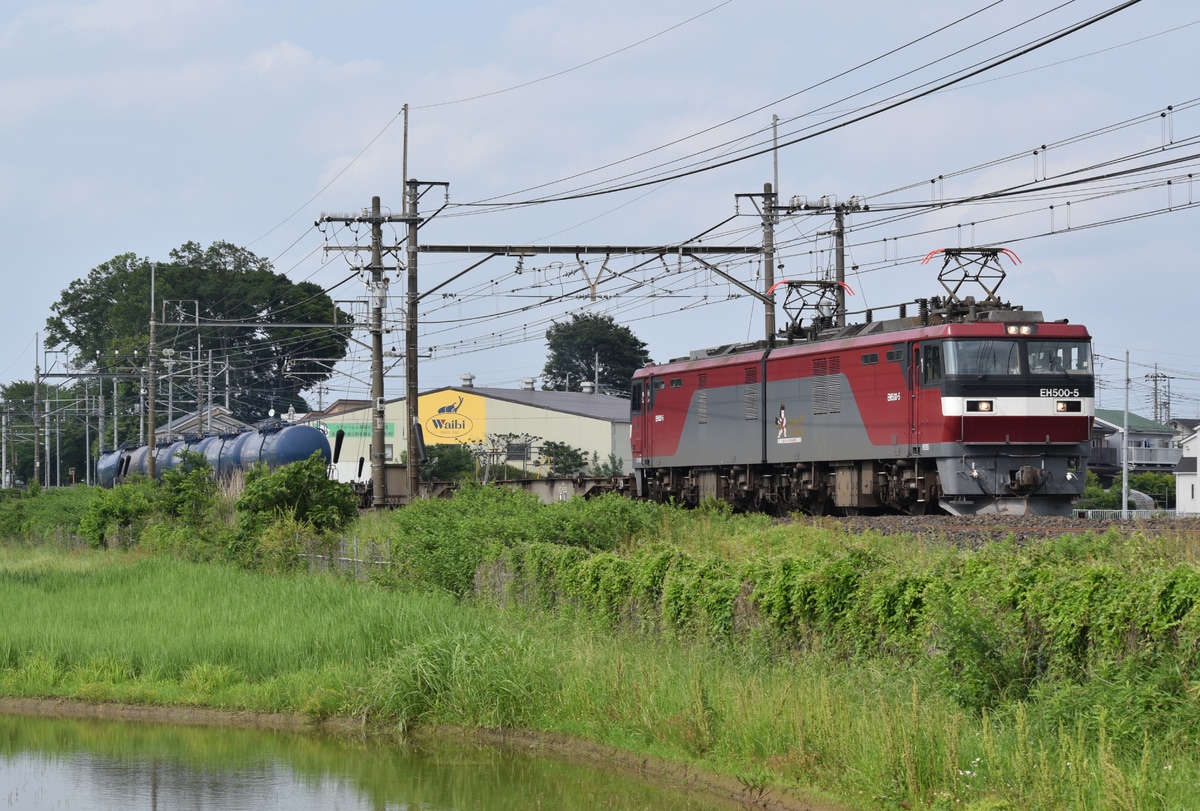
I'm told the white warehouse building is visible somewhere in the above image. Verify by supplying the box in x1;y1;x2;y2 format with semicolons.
307;375;632;484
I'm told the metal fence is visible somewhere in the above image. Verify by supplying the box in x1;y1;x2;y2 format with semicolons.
301;535;392;578
1075;509;1177;521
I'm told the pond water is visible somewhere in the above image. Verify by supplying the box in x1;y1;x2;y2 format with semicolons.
0;713;741;810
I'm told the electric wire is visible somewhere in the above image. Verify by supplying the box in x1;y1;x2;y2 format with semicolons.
456;0;1141;206
411;1;736;109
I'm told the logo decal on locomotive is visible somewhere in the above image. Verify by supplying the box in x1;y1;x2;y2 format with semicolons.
775;402;803;444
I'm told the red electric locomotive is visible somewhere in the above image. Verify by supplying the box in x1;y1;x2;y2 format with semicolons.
630;249;1094;516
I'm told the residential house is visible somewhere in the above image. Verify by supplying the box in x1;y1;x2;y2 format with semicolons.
1089;408;1182;486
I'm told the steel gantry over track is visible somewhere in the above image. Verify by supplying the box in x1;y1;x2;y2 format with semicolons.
318;182;770;508
412;241;765;504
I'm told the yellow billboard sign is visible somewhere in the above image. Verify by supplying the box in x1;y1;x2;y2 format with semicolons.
419;391;487;443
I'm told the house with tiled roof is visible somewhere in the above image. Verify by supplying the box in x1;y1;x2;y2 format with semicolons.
1090;409;1182;485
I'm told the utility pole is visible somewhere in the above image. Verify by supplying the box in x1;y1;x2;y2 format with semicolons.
1122;351;1130;520
833;207;847;327
402;179;449;504
804;197;864;327
405;185;419;505
33;334;40;489
733;186;786;342
318;197;406;508
370;195;389;510
1146;365;1172;424
148;263;157;479
762;182;777;343
97;363;105;455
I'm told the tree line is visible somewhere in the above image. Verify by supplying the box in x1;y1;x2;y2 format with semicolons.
4;239;648;487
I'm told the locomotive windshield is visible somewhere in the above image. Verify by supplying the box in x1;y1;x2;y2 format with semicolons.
942;339;1091;376
1026;340;1091;374
943;340;1021;376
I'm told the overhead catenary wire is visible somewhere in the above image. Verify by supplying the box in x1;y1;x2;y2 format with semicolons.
451;0;1144;207
203;2;1200;402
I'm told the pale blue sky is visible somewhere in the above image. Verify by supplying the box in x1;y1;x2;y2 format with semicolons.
2;0;1197;418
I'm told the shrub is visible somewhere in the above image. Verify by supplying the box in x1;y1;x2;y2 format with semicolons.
536;492;661;550
255;514;328;574
0;486;101;545
389;484;543;596
78;478;159;549
235;453;357;533
158;450;218;525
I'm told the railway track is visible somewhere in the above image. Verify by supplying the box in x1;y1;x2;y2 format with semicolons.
794;514;1200;547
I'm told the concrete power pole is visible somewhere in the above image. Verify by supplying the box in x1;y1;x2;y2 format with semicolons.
800;196;864;326
762;182;777;344
369;195;388;510
148;263;157;479
1146;365;1172;424
834;207;847;328
33;335;40;489
318;197;407;508
405;184;420;505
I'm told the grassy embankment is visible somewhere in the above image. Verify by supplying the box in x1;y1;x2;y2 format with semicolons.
0;480;1198;810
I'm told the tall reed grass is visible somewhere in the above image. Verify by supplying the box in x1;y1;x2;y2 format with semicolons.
1;546;1196;810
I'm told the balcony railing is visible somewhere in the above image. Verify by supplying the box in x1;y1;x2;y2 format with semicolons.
1089;446;1183;468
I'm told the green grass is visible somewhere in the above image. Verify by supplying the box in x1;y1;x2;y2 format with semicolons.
0;546;1197;810
0;550;467;713
6;482;1200;811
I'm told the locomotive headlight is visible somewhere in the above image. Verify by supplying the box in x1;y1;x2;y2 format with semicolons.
1056;400;1082;413
966;400;993;412
1005;324;1036;335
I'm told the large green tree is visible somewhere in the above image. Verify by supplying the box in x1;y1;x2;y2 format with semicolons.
45;241;353;426
541;313;649;394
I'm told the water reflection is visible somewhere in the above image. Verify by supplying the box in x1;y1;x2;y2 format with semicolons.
0;713;738;810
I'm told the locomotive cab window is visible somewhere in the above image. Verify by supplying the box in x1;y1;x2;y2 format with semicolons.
1027;340;1091;374
650;378;665;409
922;344;944;384
944;340;1021;376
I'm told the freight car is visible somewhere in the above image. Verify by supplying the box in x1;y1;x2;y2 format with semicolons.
96;420;331;487
630;249;1094;516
